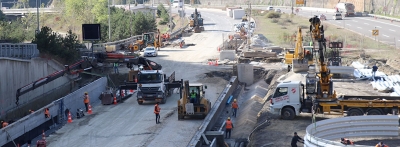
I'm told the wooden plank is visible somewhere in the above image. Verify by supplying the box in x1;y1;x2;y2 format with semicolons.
242;51;276;58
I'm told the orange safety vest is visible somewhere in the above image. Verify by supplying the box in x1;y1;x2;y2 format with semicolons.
84;95;90;104
232;102;238;109
226;120;233;129
376;144;389;147
154;104;160;114
45;109;49;116
342;139;354;145
2;122;8;128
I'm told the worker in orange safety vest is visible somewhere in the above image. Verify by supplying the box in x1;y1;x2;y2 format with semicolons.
225;117;234;139
36;138;47;147
231;99;239;117
341;138;354;145
1;121;9;128
83;92;90;112
154;102;161;124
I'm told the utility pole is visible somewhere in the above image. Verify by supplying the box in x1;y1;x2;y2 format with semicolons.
169;1;172;33
108;0;111;40
129;0;132;37
36;0;40;33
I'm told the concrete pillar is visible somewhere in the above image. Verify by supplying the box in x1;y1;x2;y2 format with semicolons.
237;63;253;86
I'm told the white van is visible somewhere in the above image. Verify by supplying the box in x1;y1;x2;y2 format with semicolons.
333;13;342;20
173;0;183;8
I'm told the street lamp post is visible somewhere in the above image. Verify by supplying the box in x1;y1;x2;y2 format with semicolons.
36;0;40;33
108;0;111;40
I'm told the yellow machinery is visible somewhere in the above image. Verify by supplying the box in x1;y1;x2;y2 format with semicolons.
309;15;336;100
178;80;211;120
189;8;204;33
131;32;155;51
154;29;163;51
284;27;313;73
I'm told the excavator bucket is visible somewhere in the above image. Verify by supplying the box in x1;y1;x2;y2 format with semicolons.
292;59;309;73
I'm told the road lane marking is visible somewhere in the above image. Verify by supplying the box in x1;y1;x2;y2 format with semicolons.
389;29;396;32
383;34;389;37
346;24;351;26
357;27;362;29
353;20;358;22
364;23;369;25
355;17;400;28
376;26;382;28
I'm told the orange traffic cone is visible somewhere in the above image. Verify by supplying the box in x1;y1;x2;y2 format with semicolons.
113;97;117;105
42;130;45;140
121;91;125;97
214;60;218;66
88;105;92;114
67;112;73;123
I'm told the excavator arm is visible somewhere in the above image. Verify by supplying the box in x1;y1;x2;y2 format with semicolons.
309;16;336;99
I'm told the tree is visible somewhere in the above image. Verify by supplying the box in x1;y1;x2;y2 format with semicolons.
92;0;109;23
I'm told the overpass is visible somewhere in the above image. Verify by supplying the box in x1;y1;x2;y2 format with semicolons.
1;8;59;15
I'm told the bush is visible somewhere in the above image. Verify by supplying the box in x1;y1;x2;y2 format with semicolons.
266;12;281;19
158;20;168;25
271;18;279;23
281;26;287;29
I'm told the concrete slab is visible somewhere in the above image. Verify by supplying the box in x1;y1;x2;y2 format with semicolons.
237;64;254;85
220;50;236;61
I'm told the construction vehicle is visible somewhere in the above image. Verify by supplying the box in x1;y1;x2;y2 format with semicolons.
132;32;155;51
177;80;211;120
284;27;314;73
153;29;163;51
189;8;204;33
269;16;400;120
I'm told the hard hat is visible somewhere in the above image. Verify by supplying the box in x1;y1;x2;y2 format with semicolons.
227;117;230;120
234;99;237;102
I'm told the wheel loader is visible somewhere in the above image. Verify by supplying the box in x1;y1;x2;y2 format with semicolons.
131;32;155;51
177;80;211;120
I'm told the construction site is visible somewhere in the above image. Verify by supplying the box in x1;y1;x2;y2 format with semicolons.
2;2;400;147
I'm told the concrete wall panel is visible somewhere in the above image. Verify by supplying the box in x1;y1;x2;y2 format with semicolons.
237;63;254;85
0;57;69;119
219;50;236;61
0;77;107;147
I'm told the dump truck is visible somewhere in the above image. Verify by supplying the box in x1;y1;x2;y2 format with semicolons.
177;80;211;120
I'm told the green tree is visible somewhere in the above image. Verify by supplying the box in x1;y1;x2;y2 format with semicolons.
0;10;5;21
0;20;32;42
64;0;89;22
92;0;109;23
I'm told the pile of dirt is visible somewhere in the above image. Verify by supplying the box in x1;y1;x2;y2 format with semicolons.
343;58;400;75
264;69;287;101
254;67;268;82
203;70;233;81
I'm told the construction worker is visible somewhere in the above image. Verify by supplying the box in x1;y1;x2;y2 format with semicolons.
29;109;34;114
376;142;389;147
291;132;304;147
231;99;239;117
372;64;378;80
44;108;50;118
1;120;8;128
225;117;234;139
113;63;119;74
36;137;47;147
83;92;90;112
154;102;161;124
341;138;354;145
190;90;197;104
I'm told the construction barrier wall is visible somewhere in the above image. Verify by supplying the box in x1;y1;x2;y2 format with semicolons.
188;76;238;147
0;77;107;147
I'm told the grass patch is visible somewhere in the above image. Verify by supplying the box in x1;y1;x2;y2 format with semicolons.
254;12;399;60
157;13;187;34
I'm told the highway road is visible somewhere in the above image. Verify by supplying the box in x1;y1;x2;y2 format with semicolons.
254;6;400;48
45;7;240;147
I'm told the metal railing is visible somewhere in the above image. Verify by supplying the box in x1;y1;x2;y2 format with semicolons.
0;43;39;59
305;115;399;147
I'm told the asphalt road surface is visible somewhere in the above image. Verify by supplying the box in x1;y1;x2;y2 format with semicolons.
45;7;240;147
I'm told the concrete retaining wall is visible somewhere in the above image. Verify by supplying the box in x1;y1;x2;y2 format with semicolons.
0;77;107;146
0;57;70;120
219;50;236;61
237;63;254;85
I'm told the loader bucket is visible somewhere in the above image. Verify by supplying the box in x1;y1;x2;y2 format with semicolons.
292;59;309;73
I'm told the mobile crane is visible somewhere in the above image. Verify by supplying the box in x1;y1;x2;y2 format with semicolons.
269;16;400;120
284;27;314;73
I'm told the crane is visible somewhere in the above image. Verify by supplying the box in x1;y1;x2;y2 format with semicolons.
308;16;336;100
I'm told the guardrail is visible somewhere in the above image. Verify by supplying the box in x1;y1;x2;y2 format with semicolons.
304;115;399;147
92;23;189;50
367;14;400;22
0;43;39;59
187;76;238;147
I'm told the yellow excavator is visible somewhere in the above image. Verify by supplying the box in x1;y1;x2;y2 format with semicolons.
130;32;155;51
284;27;314;72
153;29;163;51
177;80;211;120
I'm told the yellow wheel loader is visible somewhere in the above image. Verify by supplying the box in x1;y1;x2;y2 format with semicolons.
177;80;211;120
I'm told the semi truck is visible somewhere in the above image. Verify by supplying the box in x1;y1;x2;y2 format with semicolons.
335;2;355;17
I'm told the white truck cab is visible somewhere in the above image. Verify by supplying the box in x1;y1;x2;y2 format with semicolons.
269;81;306;119
137;70;167;104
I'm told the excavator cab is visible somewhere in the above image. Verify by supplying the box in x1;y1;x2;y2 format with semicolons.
178;81;211;120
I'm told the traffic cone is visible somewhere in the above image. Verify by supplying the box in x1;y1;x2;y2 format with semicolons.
42;130;45;140
113;97;117;105
130;89;133;92
88;105;92;114
67;112;73;123
121;91;125;97
214;60;218;66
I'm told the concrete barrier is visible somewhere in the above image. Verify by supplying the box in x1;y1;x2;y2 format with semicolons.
0;77;107;146
187;76;238;147
304;115;399;147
